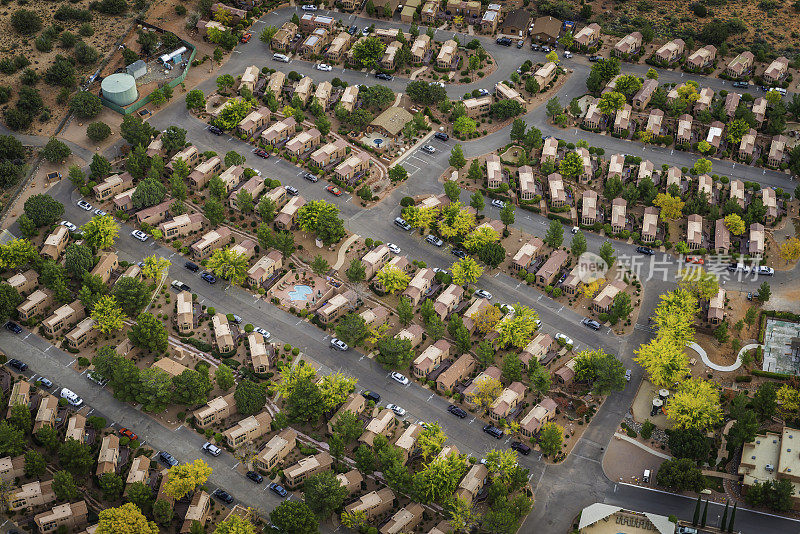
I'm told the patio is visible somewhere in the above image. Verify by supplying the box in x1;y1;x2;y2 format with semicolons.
267;269;339;310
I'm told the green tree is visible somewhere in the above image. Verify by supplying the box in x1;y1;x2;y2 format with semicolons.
311;255;330;276
758;281;771;302
153;499;173;526
544;219;563;248
126;482;154;516
42;138;71;163
24;449;46;477
234;380;266;416
270;501;319;534
53;470;79;500
137;368;174;413
23;194;63;227
598;240;616;267
120;114;154;148
204;197;225;227
335;313;369;346
98;472;124;501
303;471;349;519
546;97;561;118
571;230;587;256
449;144;466;169
397;296;413;326
185;89;206;111
656;458;706;491
502;353;523;382
83;214;119;251
70;91;102;118
351;37;386;70
573;349;626;395
215;364;235;391
538;422;564;456
470;191;485;212
500;202;515;230
376;336;414;367
666;427;709;462
0;422;25;456
91;295;127;334
345;259;366;283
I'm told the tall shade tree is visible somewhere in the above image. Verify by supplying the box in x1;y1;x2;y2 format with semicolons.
141;255;171;280
207;247;249;285
82;214;119;251
303;471;349;519
270;501;319;534
496;304;540;349
634;336;690;387
213;515;257;534
23;194;63;227
451;256;483;285
128;313;169;353
91;295;126;334
96;502;159;534
163;460;212;500
375;264;410;293
666;379;723;430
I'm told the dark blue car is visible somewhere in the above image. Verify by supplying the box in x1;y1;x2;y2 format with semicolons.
201;272;217;284
269;483;288;497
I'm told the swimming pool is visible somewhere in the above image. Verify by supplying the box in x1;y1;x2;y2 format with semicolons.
287;285;313;301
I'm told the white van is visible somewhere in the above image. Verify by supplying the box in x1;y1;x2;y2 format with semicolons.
60;388;84;407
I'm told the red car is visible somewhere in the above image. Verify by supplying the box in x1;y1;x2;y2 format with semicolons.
326;185;343;197
686;256;704;265
118;428;138;441
254;149;270;158
240;32;252;43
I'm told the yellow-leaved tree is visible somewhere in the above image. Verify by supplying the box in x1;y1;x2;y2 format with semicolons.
207;246;249;286
634;336;690;388
163;459;213;500
724;213;746;236
318;372;357;412
665;379;723;430
468;376;502;410
678;267;719;300
451;256;483;285
375;264;410;293
91;295;126;334
496;304;540;349
653;288;698;346
464;226;499;251
653;193;684;220
472;304;502;334
213;512;257;534
96;502;158;534
416;422;447;461
780;237;800;263
141;255;171;280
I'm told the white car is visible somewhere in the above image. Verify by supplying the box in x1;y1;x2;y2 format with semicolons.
432;267;449;275
571;226;579;234
386;243;401;254
386;403;406;416
316;63;332;72
474;289;492;300
390;372;409;385
60;388;83;407
555;333;574;346
758;266;775;276
77;200;93;211
477;88;490;96
330;338;349;351
254;327;271;339
131;230;149;242
564;51;572;59
491;199;505;209
421;145;436;154
272;53;290;63
60;221;78;232
301;4;318;10
94;208;108;216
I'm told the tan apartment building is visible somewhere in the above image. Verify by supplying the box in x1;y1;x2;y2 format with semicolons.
18;289;54;321
519;397;557;437
93;172;134;202
738;427;800;509
687;45;716;70
646;109;664;136
638;160;653;183
686;213;704;250
583;101;602;129
725;51;754;78
533;61;557;90
724;91;741;118
160;213;204;240
434;284;464;320
274;195;306;230
223;411;272;448
480;4;501;33
708;287;726;325
300;29;329;58
96;434;120;475
310;139;348;168
10;480;55;511
641;206;659;243
65;413;86;442
248;332;272;373
592;279;627;313
327;393;366;434
393;423;421;463
764;56;789;84
35;501;88;534
188;156;222;189
412;339;451;378
581;190;598;226
511;237;544;272
146;135;162;157
136;200;172;227
489;381;525;421
239;65;259;93
66;317;96;350
666;167;682;190
230;175;265;210
763;187;778;223
749;222;765;257
359;409;398;446
694;87;714;112
402;268;434;306
267;71;285;96
335;151;371;182
314;81;332;110
0;455;25;483
518;165;536;201
286;128;322;156
536;249;568;285
113;187;136;211
677;114;693;144
271;22;297;52
255;427;297;471
299;13;334;33
520;333;552;368
9;381;31;408
607;153;625;180
574;23;600;48
218;165;245;194
436;353;476;394
359;306;389;329
44;299;85;337
344;488;396;521
462;297;491;332
191;227;232;260
7;269;38;297
381;40;402;70
548;172;566;207
175;291;194;334
496;82;525;104
633;79;658;109
126;455;150;486
326;32;353;63
486;153;503;188
437;40;458;69
180;491;210;534
768;135;787;167
456;463;487;504
339;85;359;112
33;394;58;432
41;226;69;260
611;197;627;234
294;76;313;106
317;289;359;325
381;504;424;534
166;145;200;173
247;250;283;287
421;1;438;24
411;35;430;64
194;393;238;429
654;38;684;64
261;117;297;146
238;107;270;137
614;31;642;57
463;96;492;118
363;244;392;280
336;470;363;496
285;452;333;489
739;129;757;160
212;313;235;353
464;366;501;407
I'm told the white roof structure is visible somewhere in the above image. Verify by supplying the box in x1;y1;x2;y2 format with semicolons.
577;503;675;534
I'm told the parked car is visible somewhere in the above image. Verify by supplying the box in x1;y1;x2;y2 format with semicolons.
387;403;406;416
747;292;754;301
254;148;270;158
60;388;83;407
434;132;449;141
448;404;467;418
636;246;655;255
87;370;109;386
316;63;332;72
390;372;409;385
758;266;775;276
77;200;93;211
268;483;288;497
94;208;107;216
685;256;704;264
171;280;191;292
564;51;572;59
301;4;318;10
208;125;223;135
496;37;512;46
677;528;698;534
5;321;22;334
212;489;234;504
240;32;252;43
625;369;632;382
159;451;179;467
483;424;504;439
230;314;243;324
272;53;290;63
184;261;200;272
531;43;541;51
555;333;573;346
201;272;217;284
426;234;444;247
451;248;467;259
7;358;27;371
60;221;78;232
510;441;531;455
118;428;138;440
254;327;271;339
516;39;524;48
348;25;358;35
588;55;601;61
246;471;264;483
582;318;601;330
387;243;401;254
361;27;371;36
732;81;749;88
421;145;436;154
477;88;490;96
303;172;318;182
202;442;222;456
474;289;492;300
491;199;505;209
362;390;381;403
326;185;343;196
285;185;299;196
330;338;349;351
131;230;149;242
394;217;412;231
375;72;393;81
38;377;53;388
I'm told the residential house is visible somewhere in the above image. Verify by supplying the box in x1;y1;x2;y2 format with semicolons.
462;298;491;332
335;151;371;182
44;299;84;337
496;82;525;105
486;153;503;188
175;290;194;334
359;306;390;329
263;186;288;210
530;16;561;43
193;393;238;429
96;434;119;475
314;81;333;110
548;172;566;207
753;98;767;127
520;333;552;368
641;207;659;243
518;165;536;200
763;188;778;223
362;244;392;280
576;147;593;181
511;237;544;272
463;96;492;118
592;280;627;313
160;213;204;239
327;394;366;434
237;107;270;137
7;269;38;296
344;488;396;521
706;121;724;149
402;268;435;306
581;190;598;225
274;195;306;230
180;491;211;534
725;51;754;78
536;249;568;285
271;22;297;52
381;504;424;534
421;1;439;24
565;264;587;295
611;198;627;233
267;71;285;95
436;353;476;393
231;175;265;210
739;130;757;160
533;61;557;89
698;174;713;197
310;139;348;169
359;409;397;446
188;156;222;189
685;214;703;250
247;251;283;287
500;9;530;36
489;381;525;421
146;136;162;157
464;366;502;407
34;501;88;534
433;284;464;320
91;252;119;284
40;226;69;260
729;180;745;209
764;56;789;84
336;470;363;496
10;480;56;511
294;76;313;105
393;424;422;463
633;79;658;109
126;456;150;486
613;105;632;135
749;223;765;257
480;4;500;33
724;92;741;118
33;394;58;432
456;464;488;504
520;397;558;437
583;101;602;129
666;167;682;190
239;65;259;93
412;339;451;378
136;200;172;227
66;317;97;350
614;32;642;57
541;136;558;163
255;428;297;471
9;382;30;410
299;13;334;33
93;172;134;202
574;23;601;48
738;427;800;509
248;332;272;373
555;357;578;383
437;40;458;69
191;227;232;259
326;32;353;63
0;456;25;482
339;85;359;112
607;153;625;179
677;114;693;144
286;129;322;156
646;109;664;136
166;145;200;173
708;287;726;325
223;411;272;448
687;45;717;70
381;40;402;70
211;3;246;23
694;87;714;113
654;39;685;64
317;290;360;325
768;135;787;167
212;313;235;353
18;289;54;321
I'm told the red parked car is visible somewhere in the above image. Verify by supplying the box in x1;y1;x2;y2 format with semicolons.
326;185;343;197
118;428;138;441
240;32;252;43
254;149;270;158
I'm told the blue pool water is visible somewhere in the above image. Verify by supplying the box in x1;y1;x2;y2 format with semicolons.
287;285;313;301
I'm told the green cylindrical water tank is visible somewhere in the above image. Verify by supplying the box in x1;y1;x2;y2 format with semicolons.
101;73;138;107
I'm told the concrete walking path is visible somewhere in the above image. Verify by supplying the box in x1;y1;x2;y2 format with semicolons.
614;432;672;460
687;341;747;372
333;233;361;270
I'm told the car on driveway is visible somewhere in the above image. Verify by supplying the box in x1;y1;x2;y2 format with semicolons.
246;471;264;483
208;125;223;135
432;267;449;275
254;327;271;339
483;424;504;439
555;333;573;346
254;148;270;158
636;246;655;255
425;234;444;247
390;372;409;385
230;314;243;324
159;451;179;467
387;243;401;254
434;132;449;141
303;172;318;182
201;272;217;284
448;404;467;418
171;280;191;292
77;200;93;211
330;338;349;351
375;72;393;81
131;230;149;242
202;442;222;456
87;370;109;386
394;217;412;231
60;221;78;232
326;185;343;196
38;377;53;388
8;358;27;371
5;321;22;334
387;403;406;416
491;199;505;209
269;483;288;497
212;489;234;504
240;32;252;43
474;289;492;300
516;39;524;48
118;428;138;440
582;318;601;330
421;145;436;154
94;208;107;216
362;390;381;403
496;37;512;46
348;25;358;35
510;441;531;455
285;185;299;196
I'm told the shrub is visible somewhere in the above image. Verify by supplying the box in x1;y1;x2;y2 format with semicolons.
11;9;42;35
87;122;111;142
